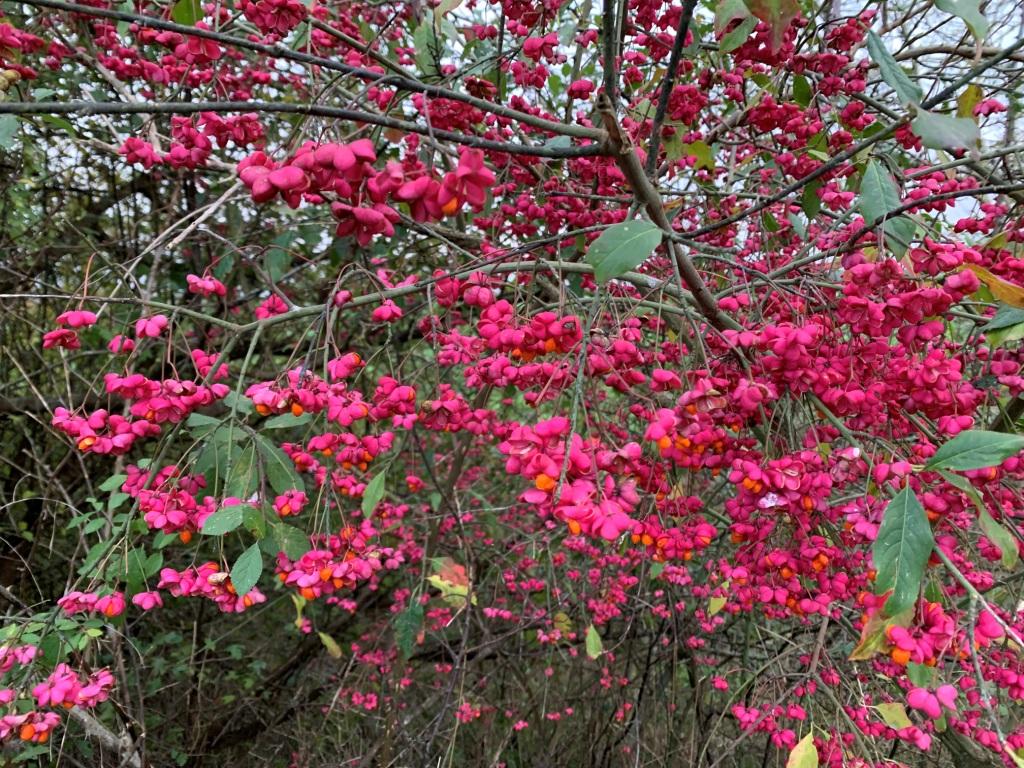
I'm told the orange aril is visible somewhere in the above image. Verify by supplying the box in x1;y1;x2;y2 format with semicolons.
535;474;557;491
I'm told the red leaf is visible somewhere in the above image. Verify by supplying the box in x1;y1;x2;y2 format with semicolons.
744;0;800;53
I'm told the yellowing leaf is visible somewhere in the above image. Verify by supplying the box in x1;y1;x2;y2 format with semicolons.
985;230;1010;251
585;624;603;659
850;606;913;661
667;482;688;500
683;140;715;171
876;702;913;730
318;631;343;659
849;616;888;661
786;732;818;768
957;84;983;118
709;595;727;616
963;264;1024;308
434;557;469;588
291;592;306;629
745;0;800;54
428;557;476;606
553;611;572;636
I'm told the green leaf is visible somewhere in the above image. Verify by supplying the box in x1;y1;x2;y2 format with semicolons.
243;498;266;535
630;98;655;120
13;745;51;762
271;523;310;560
262;412;312;429
924;576;944;603
255;434;304;495
222;390;254;414
83;517;106;534
801;181;822;218
98;473;127;493
265;248;291;283
720;15;758;53
926;430;1024;470
714;0;750;35
786;732;818;768
749;73;771;90
202;504;245;536
585;624;603;659
38;114;76;137
0;115;19;150
586;220;663;283
361;470;388;515
193;426;241;492
983;305;1024;332
911;110;980;151
934;0;988;39
121;548;148;589
225;442;258;499
230;543;263;596
985;322;1024;348
318;631;343;659
144;551;163;577
906;661;936;688
242;501;266;536
413;22;443;78
78;541;109;577
939;467;984;500
38;633;65;670
122;548;153;589
860;160;902;222
186;412;222;429
787;212;807;240
170;0;202;25
395;602;424;659
876;702;913;730
979;508;1020;570
544;135;573;151
873;487;935;616
859;160;915;256
792;74;812;107
883;217;917;258
866;31;922;105
934;468;1017;568
212;253;234;280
